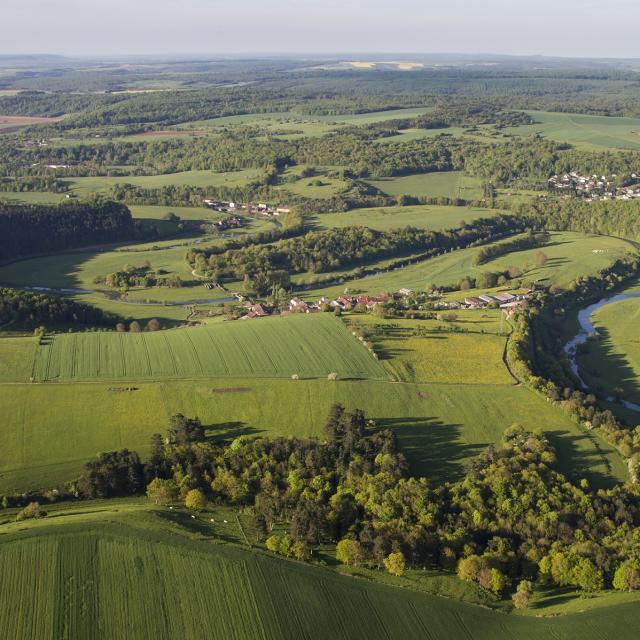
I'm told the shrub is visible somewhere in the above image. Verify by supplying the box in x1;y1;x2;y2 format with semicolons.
16;501;43;521
184;488;207;511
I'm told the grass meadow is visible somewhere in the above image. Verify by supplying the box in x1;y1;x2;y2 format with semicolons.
365;171;484;199
0;373;624;492
578;297;640;404
504;110;640;150
302;231;634;300
0;504;639;639
66;169;264;197
312;204;500;232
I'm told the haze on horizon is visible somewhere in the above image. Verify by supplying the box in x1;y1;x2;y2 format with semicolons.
2;0;640;60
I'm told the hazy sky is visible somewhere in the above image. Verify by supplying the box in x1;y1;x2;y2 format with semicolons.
2;0;639;58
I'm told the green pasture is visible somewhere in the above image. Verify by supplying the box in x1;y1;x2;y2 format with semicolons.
312;204;500;232
0;191;69;205
0;372;624;492
302;232;634;300
276;167;351;198
577;296;640;404
66;169;263;197
365;171;484;199
361;315;514;385
504;110;640;150
179;106;436;131
0;337;37;382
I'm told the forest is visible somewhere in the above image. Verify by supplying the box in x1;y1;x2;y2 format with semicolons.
0;201;133;260
0;287;119;328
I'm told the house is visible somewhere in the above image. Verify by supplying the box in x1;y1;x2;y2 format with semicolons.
240;303;271;319
398;288;413;297
464;297;486;308
289;297;309;312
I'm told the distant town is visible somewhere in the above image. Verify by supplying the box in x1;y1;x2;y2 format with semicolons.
203;199;291;218
547;171;640;201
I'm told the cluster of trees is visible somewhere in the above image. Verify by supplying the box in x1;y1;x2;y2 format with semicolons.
72;408;640;595
190;215;526;291
94;263;182;289
0;201;133;260
0;288;119;328
473;231;549;265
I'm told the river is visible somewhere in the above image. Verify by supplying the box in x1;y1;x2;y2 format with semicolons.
564;292;640;413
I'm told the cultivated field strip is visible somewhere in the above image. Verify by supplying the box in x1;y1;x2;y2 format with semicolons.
2;526;640;640
32;314;388;382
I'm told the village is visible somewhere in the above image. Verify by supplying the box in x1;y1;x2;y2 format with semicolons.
547;171;640;201
236;288;531;320
203;199;292;218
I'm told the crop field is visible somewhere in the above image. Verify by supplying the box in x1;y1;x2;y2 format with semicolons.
504;110;640;150
0;114;63;133
578;297;640;404
313;204;500;232
1;507;639;640
0;370;624;492
304;231;634;300
365;171;484;199
31;315;387;383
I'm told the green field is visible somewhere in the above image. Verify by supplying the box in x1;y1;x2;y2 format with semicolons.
504;110;640;150
0;371;624;492
302;232;635;300
1;504;639;640
66;169;263;197
577;295;640;404
31;315;386;383
312;204;500;232
0;191;69;205
365;171;484;199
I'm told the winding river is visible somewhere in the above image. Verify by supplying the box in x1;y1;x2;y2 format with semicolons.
564;292;640;413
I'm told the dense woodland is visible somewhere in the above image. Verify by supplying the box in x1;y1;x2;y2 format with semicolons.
0;288;119;328
0;201;134;260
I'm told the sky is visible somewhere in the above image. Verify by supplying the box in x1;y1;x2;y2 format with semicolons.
2;0;640;59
